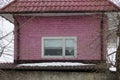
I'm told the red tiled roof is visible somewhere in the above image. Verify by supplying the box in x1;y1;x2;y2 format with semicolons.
0;0;120;13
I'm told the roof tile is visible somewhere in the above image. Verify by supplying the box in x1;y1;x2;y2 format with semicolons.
0;0;120;13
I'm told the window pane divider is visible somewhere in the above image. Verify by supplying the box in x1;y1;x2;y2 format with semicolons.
63;38;65;58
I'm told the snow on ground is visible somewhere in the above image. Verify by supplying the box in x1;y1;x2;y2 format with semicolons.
109;66;116;71
17;62;94;67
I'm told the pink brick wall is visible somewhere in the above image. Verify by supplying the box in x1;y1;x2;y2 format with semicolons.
14;14;107;61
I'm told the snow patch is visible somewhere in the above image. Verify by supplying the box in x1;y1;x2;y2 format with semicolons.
17;62;94;67
109;66;116;71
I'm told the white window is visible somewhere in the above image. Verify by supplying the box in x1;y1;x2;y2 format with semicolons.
42;37;77;58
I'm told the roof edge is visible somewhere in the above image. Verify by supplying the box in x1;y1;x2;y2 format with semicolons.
0;0;120;14
107;0;120;10
0;0;16;10
0;10;119;14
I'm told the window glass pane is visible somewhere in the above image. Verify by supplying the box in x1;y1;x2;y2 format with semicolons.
44;39;62;56
65;39;75;56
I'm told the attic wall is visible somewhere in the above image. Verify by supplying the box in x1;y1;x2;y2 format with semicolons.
14;14;107;61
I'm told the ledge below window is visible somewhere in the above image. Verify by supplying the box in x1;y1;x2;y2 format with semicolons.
0;62;107;72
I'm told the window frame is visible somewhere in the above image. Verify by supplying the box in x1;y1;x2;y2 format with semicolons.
42;37;77;58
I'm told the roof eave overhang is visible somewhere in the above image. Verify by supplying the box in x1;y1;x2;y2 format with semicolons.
0;10;120;23
0;10;120;14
